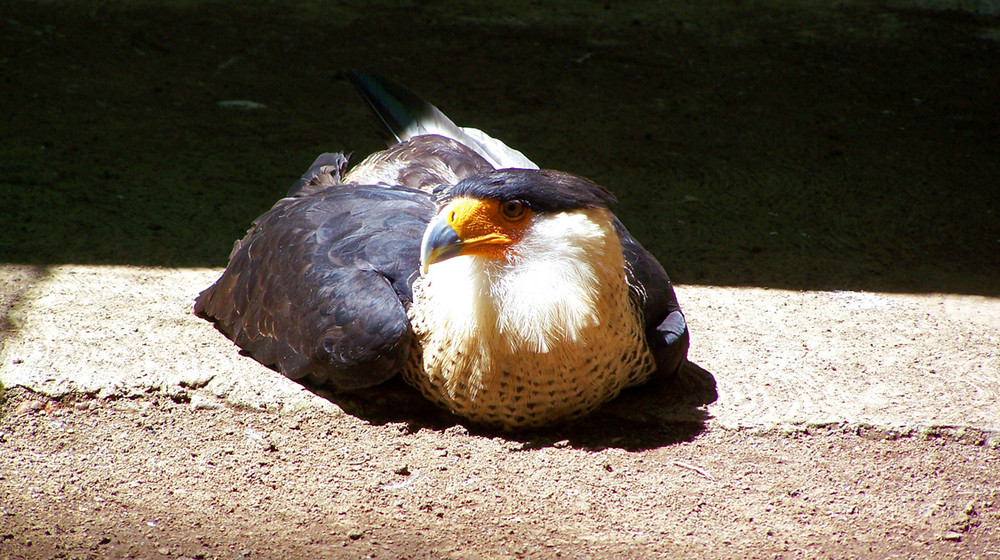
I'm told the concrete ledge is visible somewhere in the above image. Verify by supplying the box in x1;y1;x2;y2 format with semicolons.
2;265;997;434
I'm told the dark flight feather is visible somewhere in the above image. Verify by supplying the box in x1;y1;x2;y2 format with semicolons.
345;70;435;144
345;70;537;170
615;218;690;377
195;184;435;389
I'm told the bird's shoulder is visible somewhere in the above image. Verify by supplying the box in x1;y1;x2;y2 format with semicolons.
343;135;495;192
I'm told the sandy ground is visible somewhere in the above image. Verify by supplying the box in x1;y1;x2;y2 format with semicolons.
1;266;998;559
2;1;1000;558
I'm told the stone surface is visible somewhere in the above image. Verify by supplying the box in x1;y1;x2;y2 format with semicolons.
2;265;997;434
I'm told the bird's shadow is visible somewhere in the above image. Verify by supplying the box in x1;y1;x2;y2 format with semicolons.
306;362;718;452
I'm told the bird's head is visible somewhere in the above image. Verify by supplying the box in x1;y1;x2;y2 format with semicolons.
420;169;617;274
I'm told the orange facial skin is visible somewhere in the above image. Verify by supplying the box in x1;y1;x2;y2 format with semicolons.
420;197;534;273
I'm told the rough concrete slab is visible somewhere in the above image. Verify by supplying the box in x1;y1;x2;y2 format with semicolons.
682;286;1000;432
1;265;997;433
0;266;340;415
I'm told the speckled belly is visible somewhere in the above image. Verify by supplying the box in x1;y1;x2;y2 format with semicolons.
403;288;656;430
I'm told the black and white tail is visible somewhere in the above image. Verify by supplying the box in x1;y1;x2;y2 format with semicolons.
345;70;538;170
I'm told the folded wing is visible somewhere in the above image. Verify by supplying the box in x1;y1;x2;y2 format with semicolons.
195;183;435;390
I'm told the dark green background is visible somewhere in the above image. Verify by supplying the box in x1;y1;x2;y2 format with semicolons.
3;1;998;295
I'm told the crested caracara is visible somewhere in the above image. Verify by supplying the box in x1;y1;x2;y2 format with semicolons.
195;72;689;429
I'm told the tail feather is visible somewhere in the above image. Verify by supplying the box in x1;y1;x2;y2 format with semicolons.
345;70;538;170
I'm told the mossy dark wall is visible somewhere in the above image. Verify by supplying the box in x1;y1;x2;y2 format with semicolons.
2;1;998;294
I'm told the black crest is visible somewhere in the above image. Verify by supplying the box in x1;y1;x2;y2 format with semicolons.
447;168;617;213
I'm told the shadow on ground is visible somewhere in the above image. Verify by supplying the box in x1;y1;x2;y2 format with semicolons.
305;362;718;452
2;1;998;295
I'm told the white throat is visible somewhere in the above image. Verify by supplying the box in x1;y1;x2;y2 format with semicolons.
416;208;624;354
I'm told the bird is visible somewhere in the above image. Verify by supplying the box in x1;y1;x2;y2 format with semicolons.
194;71;689;430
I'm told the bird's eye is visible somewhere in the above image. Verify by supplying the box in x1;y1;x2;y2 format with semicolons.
500;200;527;220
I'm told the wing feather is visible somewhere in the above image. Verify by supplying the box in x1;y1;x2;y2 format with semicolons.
195;185;435;390
615;218;690;377
345;70;538;170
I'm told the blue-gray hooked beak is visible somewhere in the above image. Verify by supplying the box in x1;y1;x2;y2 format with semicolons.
420;214;464;274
